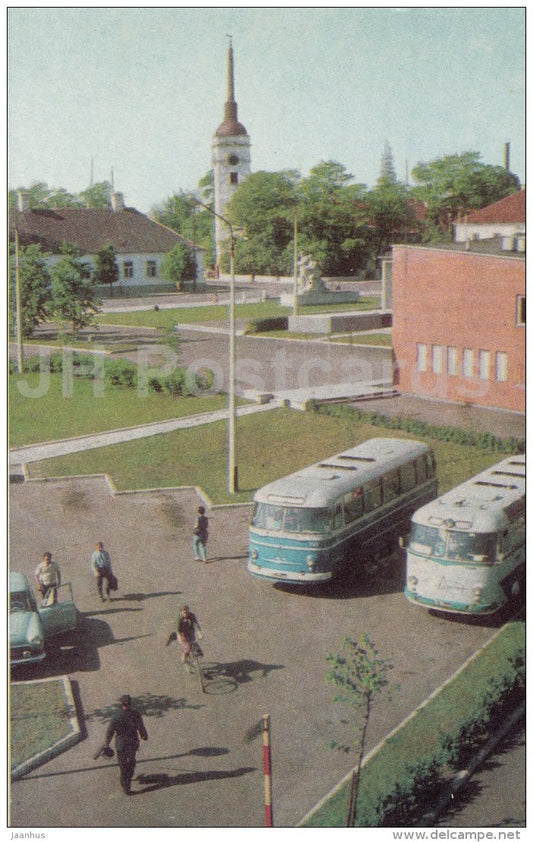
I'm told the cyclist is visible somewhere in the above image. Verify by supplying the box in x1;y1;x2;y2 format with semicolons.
168;605;203;670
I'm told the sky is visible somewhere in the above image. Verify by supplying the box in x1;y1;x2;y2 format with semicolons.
8;6;525;214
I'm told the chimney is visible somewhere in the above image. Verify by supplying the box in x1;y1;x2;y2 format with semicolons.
17;190;30;212
504;142;511;171
111;192;124;212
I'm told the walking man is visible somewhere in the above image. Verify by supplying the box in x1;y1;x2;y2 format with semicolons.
34;552;61;605
104;695;148;795
192;506;209;562
91;541;114;602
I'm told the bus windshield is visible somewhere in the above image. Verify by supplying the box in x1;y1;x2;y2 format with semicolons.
251;503;331;534
409;524;497;563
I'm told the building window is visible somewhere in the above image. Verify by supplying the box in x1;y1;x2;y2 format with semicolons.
416;343;428;372
479;350;490;380
447;346;458;376
123;261;134;279
146;260;157;278
463;348;474;378
230;172;238;185
495;352;508;382
516;295;525;326
431;345;443;374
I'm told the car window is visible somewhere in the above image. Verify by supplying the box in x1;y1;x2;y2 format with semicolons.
10;591;31;612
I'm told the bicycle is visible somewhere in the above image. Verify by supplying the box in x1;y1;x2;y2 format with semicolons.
185;638;205;693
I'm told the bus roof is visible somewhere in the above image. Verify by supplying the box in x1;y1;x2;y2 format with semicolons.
254;438;431;508
411;454;525;532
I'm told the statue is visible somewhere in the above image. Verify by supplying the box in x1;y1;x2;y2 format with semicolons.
297;254;327;293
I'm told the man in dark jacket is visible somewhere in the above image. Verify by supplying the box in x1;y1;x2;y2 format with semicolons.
104;694;148;794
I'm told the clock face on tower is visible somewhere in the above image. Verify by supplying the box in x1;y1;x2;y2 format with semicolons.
228;154;240;165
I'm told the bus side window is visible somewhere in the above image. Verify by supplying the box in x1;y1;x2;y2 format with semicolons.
400;462;417;492
382;470;400;503
333;501;345;529
344;489;363;522
363;479;382;512
416;455;428;483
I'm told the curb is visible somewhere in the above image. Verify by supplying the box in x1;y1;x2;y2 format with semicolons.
11;675;82;781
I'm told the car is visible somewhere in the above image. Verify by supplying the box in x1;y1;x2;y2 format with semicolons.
9;571;80;666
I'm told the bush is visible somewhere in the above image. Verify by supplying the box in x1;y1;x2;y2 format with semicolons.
308;402;525;454
245;316;288;334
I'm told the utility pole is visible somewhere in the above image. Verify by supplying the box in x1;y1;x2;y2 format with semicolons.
194;199;238;493
292;211;299;317
14;226;24;373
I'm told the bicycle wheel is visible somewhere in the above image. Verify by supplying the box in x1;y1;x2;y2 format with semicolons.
191;641;205;693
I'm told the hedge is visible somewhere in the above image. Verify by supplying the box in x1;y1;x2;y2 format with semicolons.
307;401;525;455
245;316;289;334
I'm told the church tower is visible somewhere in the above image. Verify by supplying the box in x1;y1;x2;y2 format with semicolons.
212;38;251;266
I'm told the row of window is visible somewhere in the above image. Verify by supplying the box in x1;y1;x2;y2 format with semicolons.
417;345;509;382
122;260;157;280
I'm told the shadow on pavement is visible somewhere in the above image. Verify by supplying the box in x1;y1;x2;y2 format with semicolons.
134;765;256;794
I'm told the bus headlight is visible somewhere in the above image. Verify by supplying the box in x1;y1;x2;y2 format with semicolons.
408;575;418;592
250;550;258;560
472;585;483;604
306;555;316;572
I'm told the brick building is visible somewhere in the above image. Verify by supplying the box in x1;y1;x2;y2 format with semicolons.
392;238;525;413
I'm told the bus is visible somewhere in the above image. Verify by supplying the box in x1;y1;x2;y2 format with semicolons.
404;454;525;615
248;438;437;585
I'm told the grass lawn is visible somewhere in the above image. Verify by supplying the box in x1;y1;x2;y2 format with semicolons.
96;297;381;330
331;333;392;347
9;372;233;447
26;408;507;505
10;679;76;771
303;619;525;826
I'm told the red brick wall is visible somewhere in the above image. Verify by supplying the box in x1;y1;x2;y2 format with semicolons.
392;246;525;412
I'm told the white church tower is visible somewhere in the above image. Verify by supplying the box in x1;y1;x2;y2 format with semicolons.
212;38;251;267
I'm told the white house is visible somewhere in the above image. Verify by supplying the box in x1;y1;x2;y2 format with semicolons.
11;190;205;288
454;189;525;245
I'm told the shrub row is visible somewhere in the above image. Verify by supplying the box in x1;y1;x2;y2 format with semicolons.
245;316;289;334
307;401;525;454
9;354;200;397
373;648;525;826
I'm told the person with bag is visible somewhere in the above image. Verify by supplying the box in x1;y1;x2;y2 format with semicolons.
34;551;61;605
192;506;209;562
104;694;148;795
90;541;117;602
166;604;203;671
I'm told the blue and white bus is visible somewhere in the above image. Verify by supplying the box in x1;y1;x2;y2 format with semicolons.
404;455;525;615
248;438;437;585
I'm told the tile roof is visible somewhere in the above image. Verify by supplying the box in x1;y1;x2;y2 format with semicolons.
10;207;199;254
462;189;525;224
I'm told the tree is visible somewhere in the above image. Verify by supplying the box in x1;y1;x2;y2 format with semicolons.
367;180;420;256
161;242;192;290
228;170;299;274
411;151;520;235
296;161;370;275
326;633;396;827
50;243;101;333
8;181;81;209
93;243;119;297
78;180;112;209
9;243;52;338
379;140;397;184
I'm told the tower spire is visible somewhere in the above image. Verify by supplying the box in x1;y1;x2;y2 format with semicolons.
227;34;235;102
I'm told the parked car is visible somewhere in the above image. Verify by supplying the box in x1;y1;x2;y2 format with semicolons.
9;571;79;666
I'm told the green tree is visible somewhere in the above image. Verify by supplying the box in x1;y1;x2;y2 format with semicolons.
297;161;369;275
228;170;299;274
326;633;396;827
9;243;52;338
8;182;81;209
50;243;101;333
93;243;119;297
411;151;520;235
161;242;192;290
379;140;397;184
367;180;419;255
78;181;112;209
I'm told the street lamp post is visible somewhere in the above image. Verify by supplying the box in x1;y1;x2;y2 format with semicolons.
194;199;238;494
13;226;24;373
292;211;299;317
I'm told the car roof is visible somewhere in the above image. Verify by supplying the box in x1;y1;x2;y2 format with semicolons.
9;571;30;591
